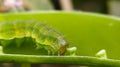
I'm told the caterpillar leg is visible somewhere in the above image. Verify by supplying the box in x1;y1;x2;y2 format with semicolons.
47;50;55;55
57;52;60;56
47;50;51;55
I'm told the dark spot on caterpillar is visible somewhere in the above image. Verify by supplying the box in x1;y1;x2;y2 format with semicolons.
0;20;68;55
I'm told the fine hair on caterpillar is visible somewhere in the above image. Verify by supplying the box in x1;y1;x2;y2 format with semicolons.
0;20;68;55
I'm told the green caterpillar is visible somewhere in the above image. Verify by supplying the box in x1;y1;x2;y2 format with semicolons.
0;20;76;55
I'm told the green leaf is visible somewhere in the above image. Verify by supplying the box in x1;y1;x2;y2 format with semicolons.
0;54;120;67
0;11;120;66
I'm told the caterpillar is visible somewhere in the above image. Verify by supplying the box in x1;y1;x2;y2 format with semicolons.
0;20;68;55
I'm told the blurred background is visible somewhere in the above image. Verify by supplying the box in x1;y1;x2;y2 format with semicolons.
0;0;120;67
0;0;120;16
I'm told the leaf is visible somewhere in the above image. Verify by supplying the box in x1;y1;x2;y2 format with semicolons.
0;11;120;66
0;54;120;67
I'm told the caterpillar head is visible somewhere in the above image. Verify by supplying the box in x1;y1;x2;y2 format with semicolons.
49;30;67;46
56;36;68;55
57;36;67;46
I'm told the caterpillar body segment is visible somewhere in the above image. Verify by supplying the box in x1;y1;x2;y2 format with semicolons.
14;20;26;38
0;22;15;39
0;20;68;55
26;20;36;37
